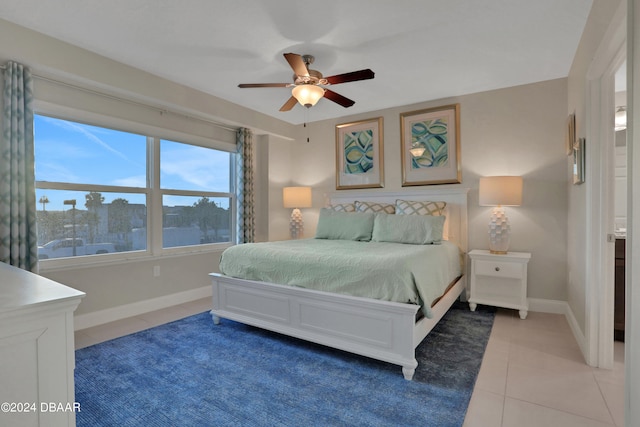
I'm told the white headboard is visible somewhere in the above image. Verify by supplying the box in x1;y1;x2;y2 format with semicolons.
328;188;469;254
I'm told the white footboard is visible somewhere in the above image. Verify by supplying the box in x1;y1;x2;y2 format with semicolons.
210;273;464;380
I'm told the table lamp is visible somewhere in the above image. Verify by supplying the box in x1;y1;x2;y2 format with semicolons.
283;186;312;239
479;176;523;254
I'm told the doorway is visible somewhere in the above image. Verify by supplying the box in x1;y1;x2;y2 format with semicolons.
612;61;627;363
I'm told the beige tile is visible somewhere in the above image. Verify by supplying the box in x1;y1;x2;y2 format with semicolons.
135;304;195;328
74;330;96;350
613;341;625;363
593;341;626;388
475;357;508;395
598;381;625;427
79;316;151;345
508;341;591;375
488;311;517;341
511;311;572;335
463;389;504;427
506;363;613;424
179;297;211;315
484;334;510;361
510;325;580;355
502;398;615;427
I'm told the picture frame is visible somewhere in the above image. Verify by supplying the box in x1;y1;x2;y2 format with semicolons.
400;104;461;186
566;113;576;156
573;137;585;184
335;117;384;190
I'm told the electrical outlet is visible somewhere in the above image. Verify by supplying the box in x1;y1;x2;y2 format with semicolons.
153;265;160;277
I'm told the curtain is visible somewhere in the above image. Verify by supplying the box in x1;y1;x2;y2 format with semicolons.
0;62;38;272
236;128;255;244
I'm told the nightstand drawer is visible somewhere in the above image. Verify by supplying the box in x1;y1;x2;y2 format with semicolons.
474;259;523;279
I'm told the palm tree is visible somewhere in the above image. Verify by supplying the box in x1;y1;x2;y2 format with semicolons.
85;192;104;243
39;195;49;211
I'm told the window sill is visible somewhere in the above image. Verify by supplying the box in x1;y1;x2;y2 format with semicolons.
38;243;234;273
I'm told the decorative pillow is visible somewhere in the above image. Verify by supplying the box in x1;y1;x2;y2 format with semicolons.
395;199;447;216
315;208;375;241
355;201;395;214
372;213;445;245
327;203;355;212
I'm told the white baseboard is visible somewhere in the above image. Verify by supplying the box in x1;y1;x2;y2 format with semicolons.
528;297;568;314
74;286;212;331
528;297;587;361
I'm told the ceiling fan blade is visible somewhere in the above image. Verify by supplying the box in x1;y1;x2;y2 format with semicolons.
238;83;291;88
283;53;309;77
323;89;355;108
325;69;375;85
279;96;298;112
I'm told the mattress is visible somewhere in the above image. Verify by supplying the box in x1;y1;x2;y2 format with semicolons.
219;239;462;318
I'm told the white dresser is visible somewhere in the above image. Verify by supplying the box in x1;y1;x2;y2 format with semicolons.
0;262;84;427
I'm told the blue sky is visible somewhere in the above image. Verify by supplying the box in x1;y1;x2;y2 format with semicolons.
34;115;231;211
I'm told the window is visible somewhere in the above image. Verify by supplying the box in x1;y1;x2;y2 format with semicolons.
160;140;232;248
34;114;234;262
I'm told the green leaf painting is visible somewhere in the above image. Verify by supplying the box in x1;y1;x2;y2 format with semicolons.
410;118;449;170
344;129;374;174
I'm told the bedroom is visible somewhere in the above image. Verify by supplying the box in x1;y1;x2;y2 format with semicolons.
0;0;637;426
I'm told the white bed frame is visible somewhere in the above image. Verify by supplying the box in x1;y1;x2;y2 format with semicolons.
210;188;469;380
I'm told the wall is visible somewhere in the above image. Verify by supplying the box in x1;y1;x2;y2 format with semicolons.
566;0;622;333
0;18;298;317
287;78;569;301
0;14;581;318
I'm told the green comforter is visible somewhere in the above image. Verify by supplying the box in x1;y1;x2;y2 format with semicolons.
219;239;462;318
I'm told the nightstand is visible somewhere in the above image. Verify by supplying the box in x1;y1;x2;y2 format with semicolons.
468;249;531;319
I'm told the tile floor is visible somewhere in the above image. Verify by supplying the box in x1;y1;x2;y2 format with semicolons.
75;299;625;427
464;309;625;427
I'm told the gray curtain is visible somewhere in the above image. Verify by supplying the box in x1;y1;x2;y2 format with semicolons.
235;128;255;244
0;62;38;272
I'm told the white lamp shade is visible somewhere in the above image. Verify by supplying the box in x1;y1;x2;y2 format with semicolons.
292;84;325;107
479;176;523;206
283;187;312;208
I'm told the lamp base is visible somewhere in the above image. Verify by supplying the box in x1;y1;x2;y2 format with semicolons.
290;208;304;239
488;206;511;254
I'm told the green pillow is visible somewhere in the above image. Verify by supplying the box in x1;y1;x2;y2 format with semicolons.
372;213;445;244
315;208;375;241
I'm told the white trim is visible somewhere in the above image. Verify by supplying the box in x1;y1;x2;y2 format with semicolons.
627;2;640;425
584;0;627;370
73;285;212;330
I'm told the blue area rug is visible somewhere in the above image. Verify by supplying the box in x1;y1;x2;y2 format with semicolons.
75;301;495;427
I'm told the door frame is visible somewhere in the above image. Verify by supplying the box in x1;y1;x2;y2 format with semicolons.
585;1;626;369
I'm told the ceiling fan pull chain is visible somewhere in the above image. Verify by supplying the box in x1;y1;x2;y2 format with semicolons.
305;109;310;143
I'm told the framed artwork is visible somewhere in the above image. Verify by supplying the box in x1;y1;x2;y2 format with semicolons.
566;113;576;156
573;137;585;184
335;117;384;189
400;104;461;186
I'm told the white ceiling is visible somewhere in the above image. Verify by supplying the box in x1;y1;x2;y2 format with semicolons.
0;0;593;125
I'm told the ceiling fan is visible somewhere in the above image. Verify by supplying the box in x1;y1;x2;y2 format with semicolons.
238;53;375;111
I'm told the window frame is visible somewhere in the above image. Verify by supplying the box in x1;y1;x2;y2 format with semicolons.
34;107;236;270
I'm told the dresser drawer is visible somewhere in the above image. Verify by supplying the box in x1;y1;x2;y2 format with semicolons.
474;259;523;279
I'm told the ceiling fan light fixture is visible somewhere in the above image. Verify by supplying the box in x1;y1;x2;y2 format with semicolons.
292;84;325;108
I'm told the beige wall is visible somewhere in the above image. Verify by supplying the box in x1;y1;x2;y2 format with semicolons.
286;79;569;301
0;14;579;316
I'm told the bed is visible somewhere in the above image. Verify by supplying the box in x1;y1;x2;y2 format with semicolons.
210;188;469;380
